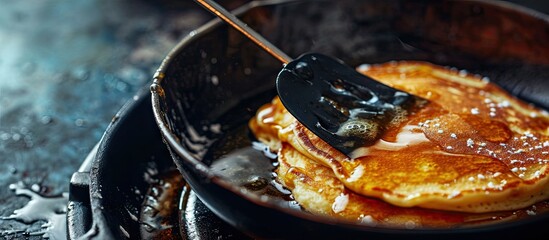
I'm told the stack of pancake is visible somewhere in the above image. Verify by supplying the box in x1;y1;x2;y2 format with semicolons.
249;62;549;228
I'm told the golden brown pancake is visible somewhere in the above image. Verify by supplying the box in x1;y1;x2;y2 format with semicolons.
250;61;549;214
276;142;549;228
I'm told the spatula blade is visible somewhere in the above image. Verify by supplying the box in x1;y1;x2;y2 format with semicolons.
276;53;425;157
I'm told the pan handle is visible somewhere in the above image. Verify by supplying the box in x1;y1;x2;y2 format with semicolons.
66;143;97;239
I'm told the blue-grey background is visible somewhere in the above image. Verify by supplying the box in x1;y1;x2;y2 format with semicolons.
0;0;210;237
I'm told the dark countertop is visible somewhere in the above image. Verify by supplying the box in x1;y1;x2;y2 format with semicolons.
0;0;547;239
0;0;211;238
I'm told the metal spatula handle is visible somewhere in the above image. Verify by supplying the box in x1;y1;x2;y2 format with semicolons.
195;0;292;64
194;0;426;157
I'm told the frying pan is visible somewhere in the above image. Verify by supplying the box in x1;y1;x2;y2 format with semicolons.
151;0;549;238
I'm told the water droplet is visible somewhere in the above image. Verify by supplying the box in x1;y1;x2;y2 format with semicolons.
11;133;21;141
40;115;53;124
116;81;129;92
0;132;10;141
30;183;41;192
72;67;90;81
75;119;85;127
211;75;219;85
9;166;17;174
117;66;146;85
244;68;252;75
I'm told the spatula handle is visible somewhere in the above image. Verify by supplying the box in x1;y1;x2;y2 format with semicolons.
195;0;292;64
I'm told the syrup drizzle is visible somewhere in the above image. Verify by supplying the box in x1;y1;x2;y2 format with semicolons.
1;182;68;240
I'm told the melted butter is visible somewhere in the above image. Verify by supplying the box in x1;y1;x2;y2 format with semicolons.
332;193;349;213
347;165;365;182
349;125;430;159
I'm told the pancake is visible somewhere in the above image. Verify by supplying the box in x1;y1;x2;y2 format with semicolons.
249;61;549;214
276;142;549;228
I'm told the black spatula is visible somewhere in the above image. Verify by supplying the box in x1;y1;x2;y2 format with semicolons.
195;0;425;156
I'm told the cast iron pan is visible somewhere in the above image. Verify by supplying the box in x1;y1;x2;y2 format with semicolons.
67;88;175;239
67;88;252;239
151;0;549;239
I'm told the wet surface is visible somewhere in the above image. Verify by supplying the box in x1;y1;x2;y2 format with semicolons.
0;0;210;238
2;182;68;239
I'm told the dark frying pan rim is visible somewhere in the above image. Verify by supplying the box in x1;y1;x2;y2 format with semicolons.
150;0;549;234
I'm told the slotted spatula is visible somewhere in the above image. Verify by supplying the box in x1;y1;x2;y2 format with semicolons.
195;0;425;156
